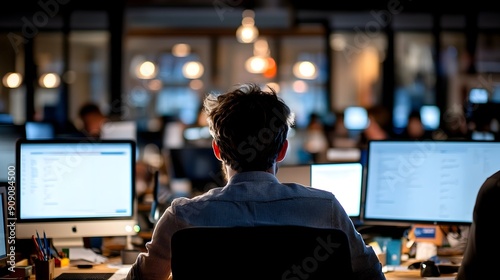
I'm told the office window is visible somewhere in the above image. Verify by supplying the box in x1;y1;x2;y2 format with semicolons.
0;33;24;124
69;31;110;124
124;36;211;124
279;36;328;129
330;32;387;112
393;32;436;130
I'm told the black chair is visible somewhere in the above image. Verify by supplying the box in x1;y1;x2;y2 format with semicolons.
171;225;354;280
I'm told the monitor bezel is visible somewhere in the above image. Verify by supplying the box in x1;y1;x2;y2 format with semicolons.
15;138;136;223
362;139;498;226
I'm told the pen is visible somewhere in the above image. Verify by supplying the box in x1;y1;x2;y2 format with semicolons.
31;235;44;260
43;231;49;260
36;230;45;260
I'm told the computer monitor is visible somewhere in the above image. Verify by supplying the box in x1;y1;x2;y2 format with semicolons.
0;187;10;276
343;106;368;130
310;162;364;221
276;164;311;186
420;105;440;130
468;88;488;104
100;121;137;141
167;147;225;194
15;139;138;248
363;140;500;225
25;121;55;140
0;124;25;184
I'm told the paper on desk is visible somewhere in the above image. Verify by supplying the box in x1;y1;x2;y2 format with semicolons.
69;247;108;264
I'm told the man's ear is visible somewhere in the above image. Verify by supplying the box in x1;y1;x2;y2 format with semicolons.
212;140;222;161
277;140;288;162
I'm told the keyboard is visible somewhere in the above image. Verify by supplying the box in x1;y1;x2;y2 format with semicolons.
55;273;115;280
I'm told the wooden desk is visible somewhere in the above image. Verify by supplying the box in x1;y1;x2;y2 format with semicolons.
385;270;457;279
28;258;123;279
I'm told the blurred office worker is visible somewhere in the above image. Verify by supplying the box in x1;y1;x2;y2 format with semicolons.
457;170;500;280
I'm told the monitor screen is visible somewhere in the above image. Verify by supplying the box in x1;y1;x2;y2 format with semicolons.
420;105;440;130
310;162;363;219
468;88;488;104
100;121;137;141
363;140;500;225
25;122;55;140
167;147;225;194
0;124;25;183
343;106;368;130
15;139;138;248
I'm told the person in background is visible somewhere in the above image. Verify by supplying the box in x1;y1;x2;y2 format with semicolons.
302;112;329;162
357;105;391;149
398;110;432;140
78;102;108;138
126;83;386;280
456;170;500;279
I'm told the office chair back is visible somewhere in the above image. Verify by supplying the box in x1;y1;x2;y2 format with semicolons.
171;225;354;280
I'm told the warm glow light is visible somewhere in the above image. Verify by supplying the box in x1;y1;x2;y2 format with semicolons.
2;72;22;88
182;61;204;79
39;73;60;88
266;82;280;93
292;80;308;93
147;79;162;91
236;23;259;43
189;79;204;90
172;43;191;57
293;61;318;80
137;61;157;79
263;57;277;78
331;35;347;51
253;38;269;56
245;56;268;74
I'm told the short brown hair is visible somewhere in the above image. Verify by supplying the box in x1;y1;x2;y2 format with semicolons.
204;83;294;172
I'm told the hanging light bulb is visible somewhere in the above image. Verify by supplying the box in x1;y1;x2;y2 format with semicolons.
136;60;157;79
182;61;204;79
39;73;61;88
236;10;259;44
172;43;191;57
293;61;318;80
245;56;268;74
2;72;22;88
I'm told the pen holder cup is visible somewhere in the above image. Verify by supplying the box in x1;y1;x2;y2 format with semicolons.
35;258;55;280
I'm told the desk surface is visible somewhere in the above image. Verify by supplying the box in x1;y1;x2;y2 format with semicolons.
26;258;457;280
27;258;124;280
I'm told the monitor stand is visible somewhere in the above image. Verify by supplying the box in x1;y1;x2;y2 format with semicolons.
52;237;85;249
53;236;134;252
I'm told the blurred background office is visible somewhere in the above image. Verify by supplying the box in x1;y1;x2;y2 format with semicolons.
2;0;500;201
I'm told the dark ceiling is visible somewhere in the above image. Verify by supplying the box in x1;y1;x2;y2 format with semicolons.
4;0;500;14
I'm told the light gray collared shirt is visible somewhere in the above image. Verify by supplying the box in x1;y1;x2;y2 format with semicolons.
127;171;385;280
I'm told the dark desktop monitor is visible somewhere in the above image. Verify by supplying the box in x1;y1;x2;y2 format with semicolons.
166;147;225;194
310;162;364;222
15;139;138;248
363;140;500;226
0;124;25;184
